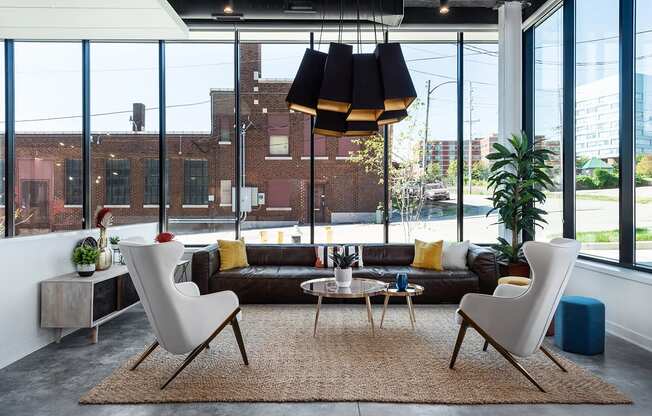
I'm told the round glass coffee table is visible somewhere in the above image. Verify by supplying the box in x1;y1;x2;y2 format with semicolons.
300;278;386;336
380;283;425;330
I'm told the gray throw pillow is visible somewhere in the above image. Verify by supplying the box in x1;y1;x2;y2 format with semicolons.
442;240;470;270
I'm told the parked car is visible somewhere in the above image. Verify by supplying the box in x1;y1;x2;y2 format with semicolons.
424;182;450;201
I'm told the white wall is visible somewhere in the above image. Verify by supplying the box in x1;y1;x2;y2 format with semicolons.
0;223;157;370
566;260;652;352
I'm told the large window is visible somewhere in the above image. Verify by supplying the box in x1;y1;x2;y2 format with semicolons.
15;42;83;235
239;42;309;244
463;43;499;243
635;1;652;265
534;7;564;242
575;0;620;260
389;43;458;243
165;42;235;244
183;159;209;206
91;42;159;225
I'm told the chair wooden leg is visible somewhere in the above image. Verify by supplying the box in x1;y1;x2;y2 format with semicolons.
482;340;489;351
231;315;249;366
160;308;242;390
457;310;547;393
540;345;567;372
130;340;159;371
449;320;468;369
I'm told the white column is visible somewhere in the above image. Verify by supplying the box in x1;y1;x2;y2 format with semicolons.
497;1;523;242
498;1;523;141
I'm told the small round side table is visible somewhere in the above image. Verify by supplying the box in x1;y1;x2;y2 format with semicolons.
380;283;424;329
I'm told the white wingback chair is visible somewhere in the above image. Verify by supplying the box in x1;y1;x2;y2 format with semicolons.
449;238;580;392
120;238;248;389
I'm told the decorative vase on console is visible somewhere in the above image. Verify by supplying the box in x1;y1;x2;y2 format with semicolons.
95;208;114;271
330;249;359;288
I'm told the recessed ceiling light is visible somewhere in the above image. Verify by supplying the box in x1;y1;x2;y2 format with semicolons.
440;0;450;14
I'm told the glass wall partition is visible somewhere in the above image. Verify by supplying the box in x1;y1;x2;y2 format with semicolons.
239;41;310;244
635;1;652;265
388;43;458;244
463;42;499;243
534;7;564;242
14;42;83;235
90;42;159;226
165;42;236;245
575;0;620;260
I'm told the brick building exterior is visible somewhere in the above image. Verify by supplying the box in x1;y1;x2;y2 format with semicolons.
10;43;383;236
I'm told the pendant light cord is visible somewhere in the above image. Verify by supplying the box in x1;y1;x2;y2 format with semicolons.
356;0;360;53
338;0;343;44
317;0;325;50
372;0;378;45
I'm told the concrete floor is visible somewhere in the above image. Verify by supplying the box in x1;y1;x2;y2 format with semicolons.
0;306;650;416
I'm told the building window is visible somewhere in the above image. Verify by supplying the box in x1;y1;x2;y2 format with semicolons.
220;180;232;205
303;116;327;157
105;159;130;206
144;159;159;205
337;137;359;158
184;159;209;205
64;160;82;205
267;179;292;208
270;135;290;156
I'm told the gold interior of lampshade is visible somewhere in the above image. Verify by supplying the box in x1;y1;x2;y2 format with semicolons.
384;96;416;111
317;98;351;113
343;129;376;137
377;116;400;126
287;102;317;116
313;127;343;137
346;109;384;122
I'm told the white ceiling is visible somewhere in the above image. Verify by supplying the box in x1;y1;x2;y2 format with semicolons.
0;0;188;40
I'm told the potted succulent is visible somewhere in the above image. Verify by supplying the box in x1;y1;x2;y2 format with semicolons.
109;236;120;251
72;245;100;277
486;132;555;277
330;250;359;288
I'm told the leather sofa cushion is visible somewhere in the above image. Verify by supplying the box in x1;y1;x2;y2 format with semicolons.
246;244;317;266
363;244;414;266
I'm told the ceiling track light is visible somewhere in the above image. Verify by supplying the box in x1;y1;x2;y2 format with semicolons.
440;0;450;15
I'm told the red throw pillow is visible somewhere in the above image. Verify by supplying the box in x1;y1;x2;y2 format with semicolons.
155;232;175;243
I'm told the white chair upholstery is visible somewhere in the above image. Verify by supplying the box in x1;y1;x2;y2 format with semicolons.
449;238;580;392
119;238;248;389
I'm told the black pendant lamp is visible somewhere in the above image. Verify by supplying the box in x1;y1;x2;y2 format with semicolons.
317;43;353;113
286;49;328;116
377;109;408;126
375;43;417;111
344;120;379;137
346;53;385;121
314;110;347;137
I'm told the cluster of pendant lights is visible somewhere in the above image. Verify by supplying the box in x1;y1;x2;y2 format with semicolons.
285;40;417;137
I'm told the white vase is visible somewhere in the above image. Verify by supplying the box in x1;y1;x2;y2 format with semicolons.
334;267;353;288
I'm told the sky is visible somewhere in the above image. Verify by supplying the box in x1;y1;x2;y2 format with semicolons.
1;0;651;155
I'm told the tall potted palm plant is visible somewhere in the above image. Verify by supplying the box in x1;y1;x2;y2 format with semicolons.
486;132;555;276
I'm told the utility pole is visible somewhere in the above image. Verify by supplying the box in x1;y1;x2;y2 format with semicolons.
465;81;479;195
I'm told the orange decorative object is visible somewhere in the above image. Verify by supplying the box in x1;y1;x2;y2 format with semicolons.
155;232;175;243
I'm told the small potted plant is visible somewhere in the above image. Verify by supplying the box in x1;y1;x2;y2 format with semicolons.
109;236;120;251
72;245;100;277
330;250;359;288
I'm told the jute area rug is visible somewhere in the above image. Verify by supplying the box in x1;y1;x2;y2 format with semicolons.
81;304;631;405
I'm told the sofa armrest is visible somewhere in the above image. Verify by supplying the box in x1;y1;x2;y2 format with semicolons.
191;244;220;295
467;244;499;294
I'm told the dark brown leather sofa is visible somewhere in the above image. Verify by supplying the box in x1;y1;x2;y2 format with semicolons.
191;244;498;304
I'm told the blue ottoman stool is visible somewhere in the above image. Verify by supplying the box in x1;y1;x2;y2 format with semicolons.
555;296;605;355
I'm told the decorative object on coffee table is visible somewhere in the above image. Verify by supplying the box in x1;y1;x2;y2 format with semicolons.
330;249;359;288
95;208;114;271
72;244;100;277
380;283;424;329
300;277;386;336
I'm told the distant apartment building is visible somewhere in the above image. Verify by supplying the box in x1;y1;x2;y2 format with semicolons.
419;134;498;174
576;73;652;161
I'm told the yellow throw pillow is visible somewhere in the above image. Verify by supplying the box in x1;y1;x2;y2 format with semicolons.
411;239;444;271
217;239;249;271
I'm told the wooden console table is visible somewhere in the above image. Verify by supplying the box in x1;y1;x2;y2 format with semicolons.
40;265;139;344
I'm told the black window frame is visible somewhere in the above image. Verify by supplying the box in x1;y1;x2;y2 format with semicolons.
105;159;130;206
183;159;209;206
64;159;82;206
